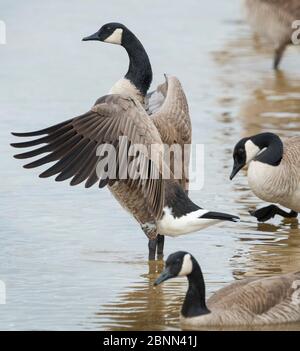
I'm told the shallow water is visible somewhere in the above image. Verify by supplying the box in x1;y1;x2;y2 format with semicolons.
1;0;300;330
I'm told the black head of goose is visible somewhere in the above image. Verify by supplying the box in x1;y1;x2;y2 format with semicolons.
155;251;300;327
83;22;152;102
230;132;283;179
230;132;300;222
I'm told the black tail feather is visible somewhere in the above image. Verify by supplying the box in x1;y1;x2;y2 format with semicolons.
200;211;239;222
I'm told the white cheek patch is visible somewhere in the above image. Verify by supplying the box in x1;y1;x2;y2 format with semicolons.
178;254;193;277
245;140;260;163
104;28;123;45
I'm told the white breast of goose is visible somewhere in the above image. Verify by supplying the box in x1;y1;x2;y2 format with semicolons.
247;160;291;204
245;0;292;47
156;207;219;237
109;78;144;104
248;159;300;210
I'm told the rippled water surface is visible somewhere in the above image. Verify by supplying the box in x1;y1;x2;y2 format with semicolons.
1;0;300;330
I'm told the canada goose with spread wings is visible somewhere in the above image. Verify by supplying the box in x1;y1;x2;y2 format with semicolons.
12;95;239;259
83;22;192;258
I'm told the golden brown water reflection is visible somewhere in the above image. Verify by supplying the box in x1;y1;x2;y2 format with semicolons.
94;261;183;331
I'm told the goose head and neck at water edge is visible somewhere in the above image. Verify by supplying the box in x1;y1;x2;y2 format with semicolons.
83;22;153;102
155;251;210;318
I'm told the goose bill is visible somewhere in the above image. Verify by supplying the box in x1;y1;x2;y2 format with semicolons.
154;268;173;286
230;162;244;180
82;32;100;41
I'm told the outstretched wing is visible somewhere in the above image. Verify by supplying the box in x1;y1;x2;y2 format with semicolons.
11;94;166;219
146;76;191;193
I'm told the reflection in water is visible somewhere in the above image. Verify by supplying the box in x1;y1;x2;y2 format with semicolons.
239;71;300;137
94;260;183;331
232;221;300;277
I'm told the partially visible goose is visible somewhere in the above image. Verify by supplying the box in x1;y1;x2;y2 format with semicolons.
230;132;300;222
155;251;300;326
83;23;192;258
244;0;300;69
11;95;238;259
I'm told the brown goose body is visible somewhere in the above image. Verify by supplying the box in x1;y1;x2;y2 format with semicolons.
112;75;192;192
182;271;300;327
244;0;300;68
107;76;192;236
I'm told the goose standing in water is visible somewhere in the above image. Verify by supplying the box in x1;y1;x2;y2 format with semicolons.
230;132;300;222
11;94;239;259
244;0;300;69
11;23;239;259
155;251;300;327
83;22;192;258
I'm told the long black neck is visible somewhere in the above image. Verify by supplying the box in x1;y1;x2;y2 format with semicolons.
181;259;210;318
122;30;152;96
253;133;283;166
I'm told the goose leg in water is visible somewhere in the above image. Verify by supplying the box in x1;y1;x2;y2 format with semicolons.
273;43;288;70
148;234;165;260
156;234;165;260
250;205;298;222
148;238;157;261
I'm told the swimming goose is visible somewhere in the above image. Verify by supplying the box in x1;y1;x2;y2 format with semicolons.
83;23;192;258
244;0;300;69
230;132;300;222
155;251;300;326
11;95;238;259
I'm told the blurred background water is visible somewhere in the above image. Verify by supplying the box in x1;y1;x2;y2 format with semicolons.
0;0;300;330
